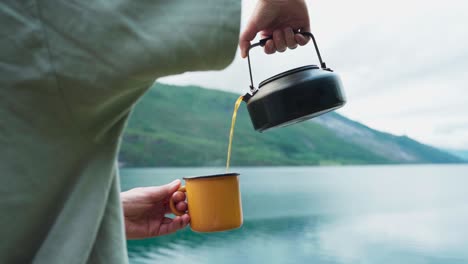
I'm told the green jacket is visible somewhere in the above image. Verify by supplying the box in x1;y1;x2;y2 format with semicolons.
0;1;240;263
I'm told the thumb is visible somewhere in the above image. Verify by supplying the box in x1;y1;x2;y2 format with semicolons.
239;20;258;58
145;179;181;202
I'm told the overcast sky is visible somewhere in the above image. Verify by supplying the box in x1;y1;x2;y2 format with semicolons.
160;0;468;150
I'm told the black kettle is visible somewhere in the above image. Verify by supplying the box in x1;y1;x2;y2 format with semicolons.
243;32;346;132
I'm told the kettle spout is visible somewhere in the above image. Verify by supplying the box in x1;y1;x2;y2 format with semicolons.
242;92;252;103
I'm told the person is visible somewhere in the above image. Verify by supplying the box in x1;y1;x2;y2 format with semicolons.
0;0;311;263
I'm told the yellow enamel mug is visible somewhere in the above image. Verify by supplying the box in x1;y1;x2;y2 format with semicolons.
169;173;243;232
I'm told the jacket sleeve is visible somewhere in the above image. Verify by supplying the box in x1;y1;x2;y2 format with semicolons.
38;0;241;82
25;0;241;137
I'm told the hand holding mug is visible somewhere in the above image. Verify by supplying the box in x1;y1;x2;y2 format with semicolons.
121;180;190;239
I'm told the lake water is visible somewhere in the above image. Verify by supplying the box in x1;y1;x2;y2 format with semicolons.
120;165;468;264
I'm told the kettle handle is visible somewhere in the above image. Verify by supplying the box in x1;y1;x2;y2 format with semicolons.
246;32;329;93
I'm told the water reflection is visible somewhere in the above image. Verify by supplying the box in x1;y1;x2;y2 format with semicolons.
129;211;468;264
128;216;321;264
317;206;468;263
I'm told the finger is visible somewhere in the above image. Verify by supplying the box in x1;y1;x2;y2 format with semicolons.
176;201;187;212
273;30;287;53
295;34;310;46
165;200;187;214
239;21;259;58
181;214;190;226
171;191;186;203
157;216;181;236
284;27;298;50
166;191;187;214
295;26;312;46
158;215;190;236
143;180;181;202
263;40;276;54
162;217;172;224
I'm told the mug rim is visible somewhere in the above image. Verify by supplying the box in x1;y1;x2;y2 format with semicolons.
183;172;240;180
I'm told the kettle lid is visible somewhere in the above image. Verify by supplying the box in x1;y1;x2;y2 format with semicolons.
258;65;319;88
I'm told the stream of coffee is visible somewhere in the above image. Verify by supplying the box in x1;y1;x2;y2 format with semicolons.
226;95;244;172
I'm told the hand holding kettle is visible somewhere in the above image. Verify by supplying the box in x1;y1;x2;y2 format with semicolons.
239;0;311;58
239;1;346;132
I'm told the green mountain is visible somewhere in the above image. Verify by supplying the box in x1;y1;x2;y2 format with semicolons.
119;83;463;167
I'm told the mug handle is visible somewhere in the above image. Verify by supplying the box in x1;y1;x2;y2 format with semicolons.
169;186;187;216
